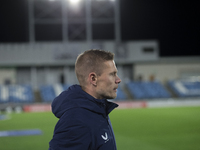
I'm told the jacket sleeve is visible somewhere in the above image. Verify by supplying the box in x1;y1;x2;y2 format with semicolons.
49;110;92;150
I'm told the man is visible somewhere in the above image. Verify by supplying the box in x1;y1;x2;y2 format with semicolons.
49;49;121;150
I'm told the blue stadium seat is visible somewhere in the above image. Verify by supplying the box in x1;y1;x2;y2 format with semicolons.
168;80;200;97
143;81;171;98
9;85;34;103
115;86;127;101
40;84;70;102
126;82;147;99
40;85;56;102
0;85;34;103
126;81;171;99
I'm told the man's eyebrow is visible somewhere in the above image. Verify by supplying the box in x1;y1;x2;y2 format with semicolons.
110;71;117;75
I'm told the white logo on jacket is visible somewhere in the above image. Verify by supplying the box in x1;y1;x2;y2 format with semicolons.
101;132;109;143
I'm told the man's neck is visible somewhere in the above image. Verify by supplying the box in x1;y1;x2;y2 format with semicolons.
81;85;99;99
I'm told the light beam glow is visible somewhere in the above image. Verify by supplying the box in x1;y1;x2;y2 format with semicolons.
68;0;81;6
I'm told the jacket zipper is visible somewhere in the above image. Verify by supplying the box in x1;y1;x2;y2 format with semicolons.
106;116;117;150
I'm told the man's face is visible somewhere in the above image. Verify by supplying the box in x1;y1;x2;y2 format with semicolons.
95;60;121;99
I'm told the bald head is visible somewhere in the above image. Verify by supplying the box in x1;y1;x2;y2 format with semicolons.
75;49;114;86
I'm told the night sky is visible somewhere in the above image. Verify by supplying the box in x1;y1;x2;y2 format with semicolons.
0;0;199;57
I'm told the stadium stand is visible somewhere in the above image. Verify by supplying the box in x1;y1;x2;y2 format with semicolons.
168;80;200;97
40;85;57;102
0;85;34;103
126;82;145;99
126;81;171;99
40;84;70;102
115;86;127;101
2;80;200;104
40;84;127;102
0;85;9;103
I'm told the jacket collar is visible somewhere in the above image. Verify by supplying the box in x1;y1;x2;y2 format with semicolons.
75;85;118;115
52;84;118;118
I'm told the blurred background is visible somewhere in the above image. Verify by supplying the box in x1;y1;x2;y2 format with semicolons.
0;0;200;110
0;1;200;150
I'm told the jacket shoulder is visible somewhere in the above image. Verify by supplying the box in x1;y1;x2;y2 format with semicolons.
50;108;93;149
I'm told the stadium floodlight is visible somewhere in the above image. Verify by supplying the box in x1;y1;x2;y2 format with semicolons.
68;0;82;5
67;0;83;11
47;0;116;2
95;0;115;1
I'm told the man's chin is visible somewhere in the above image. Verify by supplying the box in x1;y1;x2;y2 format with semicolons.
105;94;117;100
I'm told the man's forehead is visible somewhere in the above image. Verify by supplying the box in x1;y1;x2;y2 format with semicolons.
103;60;117;70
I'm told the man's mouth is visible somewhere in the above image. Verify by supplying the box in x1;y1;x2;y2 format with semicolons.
114;87;118;92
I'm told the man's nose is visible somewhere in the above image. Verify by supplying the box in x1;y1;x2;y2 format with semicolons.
116;75;121;84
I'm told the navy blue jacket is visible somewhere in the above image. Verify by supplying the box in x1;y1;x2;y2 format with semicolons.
49;85;118;150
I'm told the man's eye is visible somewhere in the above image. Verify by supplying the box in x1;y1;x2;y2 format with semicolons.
112;73;117;76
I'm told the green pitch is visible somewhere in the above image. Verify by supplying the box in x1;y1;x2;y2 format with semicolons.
0;106;200;150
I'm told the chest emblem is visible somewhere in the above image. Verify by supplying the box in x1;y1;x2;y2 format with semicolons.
101;132;108;140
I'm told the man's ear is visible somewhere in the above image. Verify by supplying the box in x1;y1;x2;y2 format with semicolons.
89;72;97;86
